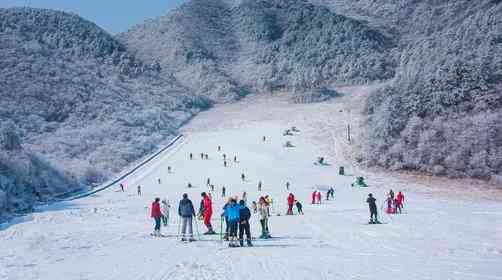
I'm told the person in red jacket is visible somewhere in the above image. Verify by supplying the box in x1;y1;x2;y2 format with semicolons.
287;193;295;215
316;191;322;204
151;198;162;237
396;191;405;213
201;192;216;234
311;191;316;204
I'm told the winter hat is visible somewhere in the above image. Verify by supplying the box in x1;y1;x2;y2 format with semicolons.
183;193;188;199
368;193;373;197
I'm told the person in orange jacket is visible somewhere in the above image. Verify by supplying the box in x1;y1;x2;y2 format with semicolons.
151;198;162;237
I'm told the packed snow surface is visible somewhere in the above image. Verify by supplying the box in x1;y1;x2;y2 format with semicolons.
1;92;501;280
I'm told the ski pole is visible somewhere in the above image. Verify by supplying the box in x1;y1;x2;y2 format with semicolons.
194;217;201;240
177;216;181;238
220;217;224;242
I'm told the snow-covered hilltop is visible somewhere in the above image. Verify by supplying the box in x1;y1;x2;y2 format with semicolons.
119;0;395;100
311;0;502;180
0;7;210;217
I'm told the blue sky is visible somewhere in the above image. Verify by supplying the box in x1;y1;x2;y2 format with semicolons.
0;0;187;34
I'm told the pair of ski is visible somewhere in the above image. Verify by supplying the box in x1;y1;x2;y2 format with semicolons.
228;241;253;248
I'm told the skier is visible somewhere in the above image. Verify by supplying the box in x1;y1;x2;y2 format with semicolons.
161;199;170;227
394;197;401;214
316;191;322;204
311;191;316;204
178;193;196;241
158;178;161;184
238;200;253;247
225;198;241;247
258;181;262;191
168;166;172;173
265;195;273;216
326;189;330;201
286;182;290;191
151;198;162;237
366;193;379;224
389;189;395;200
397;191;405;209
329;187;335;200
189;153;193;160
187;183;192;189
241;173;245;182
295;200;304;215
211;184;215;192
205;154;209;160
223;153;226;160
120;183;125;192
287;193;295;215
200;153;204;159
207;178;211;186
218;146;221;152
222;186;226;197
386;195;393;214
258;197;271;239
251;201;258;213
263;136;266;142
224;160;227;167
221;198;232;240
137;185;142;196
201;192;216;234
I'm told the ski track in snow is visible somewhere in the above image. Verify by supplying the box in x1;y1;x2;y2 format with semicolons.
1;87;502;280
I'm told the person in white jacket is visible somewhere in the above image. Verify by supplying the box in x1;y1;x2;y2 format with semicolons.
161;199;171;227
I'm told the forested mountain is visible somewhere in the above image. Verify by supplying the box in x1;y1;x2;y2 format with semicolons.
0;7;209;217
119;0;395;100
313;0;502;179
2;0;500;218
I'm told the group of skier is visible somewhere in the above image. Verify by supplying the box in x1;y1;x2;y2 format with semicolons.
386;189;405;214
366;190;405;224
311;190;322;204
146;137;409;247
150;197;172;237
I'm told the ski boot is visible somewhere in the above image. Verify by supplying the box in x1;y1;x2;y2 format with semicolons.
204;229;217;235
247;239;253;247
239;239;244;247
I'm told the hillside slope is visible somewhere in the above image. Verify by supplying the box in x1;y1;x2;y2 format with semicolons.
119;0;395;99
308;0;502;180
0;7;209;217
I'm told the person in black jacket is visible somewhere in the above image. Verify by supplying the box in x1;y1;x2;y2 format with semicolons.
178;193;196;241
366;193;379;224
238;200;253;247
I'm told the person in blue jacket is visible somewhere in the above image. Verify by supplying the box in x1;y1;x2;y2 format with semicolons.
224;198;241;247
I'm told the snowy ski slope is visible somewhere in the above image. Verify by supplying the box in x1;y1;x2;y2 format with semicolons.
1;90;501;280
